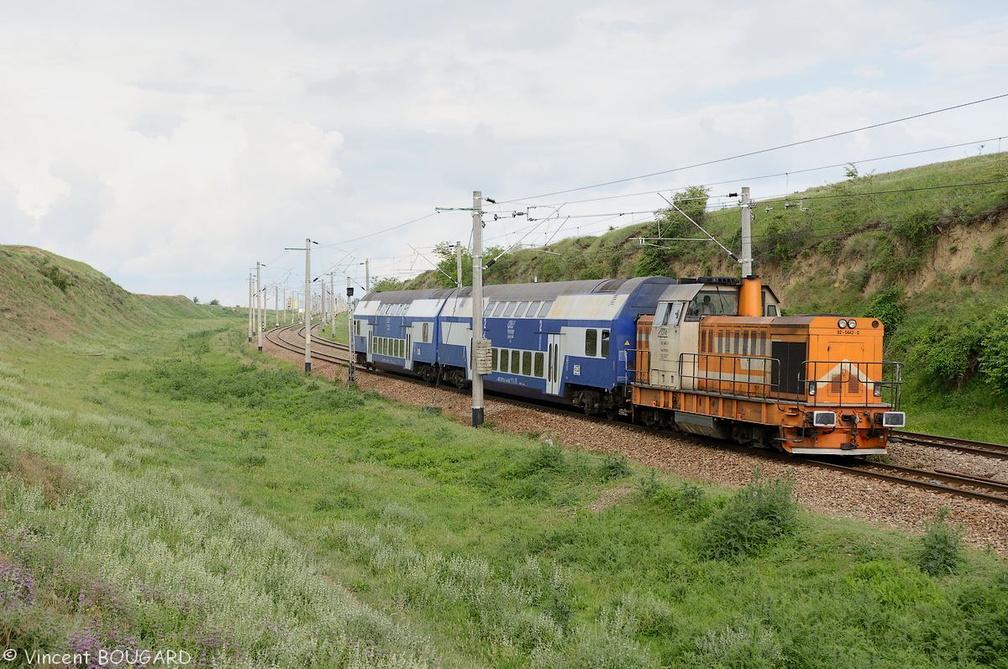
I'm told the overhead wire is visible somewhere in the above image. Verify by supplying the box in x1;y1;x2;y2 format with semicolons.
497;93;1008;204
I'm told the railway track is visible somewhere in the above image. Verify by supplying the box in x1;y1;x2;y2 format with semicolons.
258;325;1008;507
264;324;351;365
893;430;1008;460
806;458;1008;507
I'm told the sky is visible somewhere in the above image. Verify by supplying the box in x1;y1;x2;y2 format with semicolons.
2;0;1007;307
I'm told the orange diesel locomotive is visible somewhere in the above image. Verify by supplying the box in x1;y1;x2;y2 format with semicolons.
630;277;905;455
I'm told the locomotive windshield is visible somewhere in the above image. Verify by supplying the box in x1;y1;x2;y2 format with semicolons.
684;290;738;321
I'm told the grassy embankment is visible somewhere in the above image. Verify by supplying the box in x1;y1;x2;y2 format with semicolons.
2;246;1007;667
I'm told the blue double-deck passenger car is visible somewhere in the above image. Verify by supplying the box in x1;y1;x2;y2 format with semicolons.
352;277;676;415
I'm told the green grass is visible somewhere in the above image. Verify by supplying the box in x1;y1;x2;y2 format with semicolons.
2;307;1007;666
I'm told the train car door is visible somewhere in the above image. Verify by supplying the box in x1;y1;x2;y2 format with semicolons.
547;333;562;396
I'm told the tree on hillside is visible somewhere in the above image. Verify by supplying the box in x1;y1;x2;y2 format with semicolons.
427;241;507;288
635;185;709;276
370;276;405;292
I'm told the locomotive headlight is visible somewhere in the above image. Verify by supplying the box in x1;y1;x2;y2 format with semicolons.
808;381;816;396
837;319;848;329
848;319;857;329
873;382;883;397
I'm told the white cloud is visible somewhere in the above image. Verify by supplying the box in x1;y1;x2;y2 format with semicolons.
0;0;1005;305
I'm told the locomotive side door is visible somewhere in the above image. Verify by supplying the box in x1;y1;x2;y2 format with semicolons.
546;333;562;396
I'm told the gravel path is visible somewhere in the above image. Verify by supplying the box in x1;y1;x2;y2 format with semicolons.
262;340;1008;557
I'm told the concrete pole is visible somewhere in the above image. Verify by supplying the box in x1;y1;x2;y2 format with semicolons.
256;261;264;352
347;282;355;386
274;285;279;327
471;191;484;428
329;273;336;334
247;273;253;342
304;238;312;374
741;186;753;277
320;281;326;336
365;259;370;293
456;241;463;288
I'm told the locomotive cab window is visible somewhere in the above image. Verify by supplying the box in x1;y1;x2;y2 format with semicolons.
685;291;738;322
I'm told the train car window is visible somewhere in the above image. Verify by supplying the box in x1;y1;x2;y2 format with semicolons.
522;351;532;376
493;302;507;317
733;331;740;354
503;302;517;317
535;352;544;378
585;329;598;356
422;322;430;342
601;330;610;357
500;350;509;371
511;350;521;374
491;348;498;371
484;301;496;316
515;301;528;317
538;301;553;318
526;301;541;317
742;332;749;355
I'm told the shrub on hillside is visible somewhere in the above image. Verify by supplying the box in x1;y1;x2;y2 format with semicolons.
864;285;907;335
905;318;986;391
698;472;798;560
979;312;1008;396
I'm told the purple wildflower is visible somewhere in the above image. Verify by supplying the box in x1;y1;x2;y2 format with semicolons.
0;560;37;610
